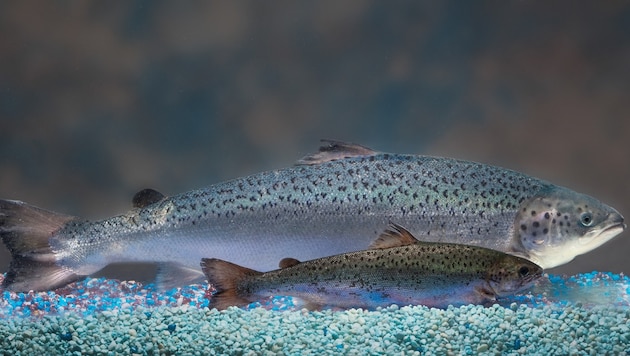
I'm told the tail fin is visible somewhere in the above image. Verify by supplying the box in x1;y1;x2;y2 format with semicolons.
200;258;262;310
0;199;83;291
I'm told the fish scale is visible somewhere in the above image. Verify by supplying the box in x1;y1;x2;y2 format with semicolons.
0;141;624;291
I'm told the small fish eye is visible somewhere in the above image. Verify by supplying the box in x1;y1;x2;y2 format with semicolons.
580;212;594;227
518;266;530;277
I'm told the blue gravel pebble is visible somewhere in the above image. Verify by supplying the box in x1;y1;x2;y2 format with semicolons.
167;324;176;333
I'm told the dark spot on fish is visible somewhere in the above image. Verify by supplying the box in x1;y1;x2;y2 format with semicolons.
544;212;550;219
543;228;549;234
521;224;527;231
533;221;540;228
531;211;537;216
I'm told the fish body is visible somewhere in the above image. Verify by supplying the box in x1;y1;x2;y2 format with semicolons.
0;141;625;291
201;224;544;310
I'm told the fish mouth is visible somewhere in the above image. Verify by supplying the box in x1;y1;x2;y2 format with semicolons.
602;222;626;236
581;218;625;246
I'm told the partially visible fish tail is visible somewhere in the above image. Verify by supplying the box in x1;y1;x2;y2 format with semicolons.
0;199;83;291
200;258;261;310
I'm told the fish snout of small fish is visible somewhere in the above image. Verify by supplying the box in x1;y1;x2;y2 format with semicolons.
512;186;625;269
487;257;543;297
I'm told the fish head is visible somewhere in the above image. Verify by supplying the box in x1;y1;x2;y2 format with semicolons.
486;255;543;297
511;185;625;269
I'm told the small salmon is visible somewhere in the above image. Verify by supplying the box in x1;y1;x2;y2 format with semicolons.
201;224;543;310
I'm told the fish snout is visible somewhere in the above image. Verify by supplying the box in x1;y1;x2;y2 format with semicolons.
609;211;625;229
595;211;626;240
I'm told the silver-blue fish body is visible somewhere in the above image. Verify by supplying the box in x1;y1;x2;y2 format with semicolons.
57;150;623;272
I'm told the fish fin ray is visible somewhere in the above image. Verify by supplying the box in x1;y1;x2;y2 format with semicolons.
279;257;301;269
132;188;166;208
369;222;419;249
474;285;497;303
295;140;377;165
302;300;324;311
155;262;205;291
200;258;261;310
0;199;84;291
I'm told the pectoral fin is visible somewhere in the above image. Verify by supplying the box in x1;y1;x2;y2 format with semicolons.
475;285;498;303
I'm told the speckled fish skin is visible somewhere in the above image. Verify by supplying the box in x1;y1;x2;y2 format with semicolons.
200;226;544;310
0;141;624;291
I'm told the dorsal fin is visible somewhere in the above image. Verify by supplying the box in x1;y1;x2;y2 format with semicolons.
369;222;419;249
279;257;301;269
132;188;166;208
295;140;377;165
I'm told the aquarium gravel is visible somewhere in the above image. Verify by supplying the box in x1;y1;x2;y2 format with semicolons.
1;272;629;355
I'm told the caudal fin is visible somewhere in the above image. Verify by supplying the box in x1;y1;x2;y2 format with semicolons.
200;258;262;310
0;199;83;291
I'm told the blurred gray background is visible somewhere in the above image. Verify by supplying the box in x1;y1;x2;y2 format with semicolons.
1;1;628;282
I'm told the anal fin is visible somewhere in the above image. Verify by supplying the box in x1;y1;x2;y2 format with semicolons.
155;262;205;290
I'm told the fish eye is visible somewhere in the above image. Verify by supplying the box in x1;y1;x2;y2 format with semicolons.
518;266;530;277
580;212;594;227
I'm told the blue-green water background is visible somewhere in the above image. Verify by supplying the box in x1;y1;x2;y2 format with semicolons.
0;1;629;280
